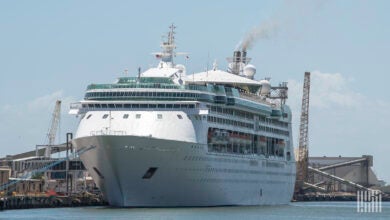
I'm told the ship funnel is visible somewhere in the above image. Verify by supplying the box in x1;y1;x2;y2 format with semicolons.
231;50;242;75
227;50;252;75
233;51;241;63
241;50;247;63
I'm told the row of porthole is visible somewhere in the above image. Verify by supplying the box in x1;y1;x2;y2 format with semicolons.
184;155;288;168
178;166;291;176
190;145;202;149
178;167;267;175
192;178;286;184
193;178;262;184
183;155;248;164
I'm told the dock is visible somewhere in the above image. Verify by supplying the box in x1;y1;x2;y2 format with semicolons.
0;194;107;211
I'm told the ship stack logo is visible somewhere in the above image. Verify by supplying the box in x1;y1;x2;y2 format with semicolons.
357;190;382;213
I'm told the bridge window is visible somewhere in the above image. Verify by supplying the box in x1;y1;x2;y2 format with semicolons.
177;114;183;119
123;114;129;119
86;114;92;119
102;114;109;119
157;114;163;119
136;114;141;119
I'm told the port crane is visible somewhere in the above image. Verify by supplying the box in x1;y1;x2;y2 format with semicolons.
45;100;61;158
295;72;311;193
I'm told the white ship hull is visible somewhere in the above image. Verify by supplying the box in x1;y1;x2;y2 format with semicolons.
69;26;297;207
73;135;296;207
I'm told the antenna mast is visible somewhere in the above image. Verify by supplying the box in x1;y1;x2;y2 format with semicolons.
161;24;176;65
152;24;188;69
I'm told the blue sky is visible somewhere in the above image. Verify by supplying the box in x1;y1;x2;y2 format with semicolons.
1;0;389;183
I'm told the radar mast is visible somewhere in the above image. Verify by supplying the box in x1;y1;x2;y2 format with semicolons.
152;24;187;68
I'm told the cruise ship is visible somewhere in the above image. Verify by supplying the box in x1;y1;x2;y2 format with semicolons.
69;25;296;207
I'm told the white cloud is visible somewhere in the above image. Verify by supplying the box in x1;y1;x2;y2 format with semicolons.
311;71;365;108
27;90;76;113
27;90;64;111
287;70;364;111
287;71;366;139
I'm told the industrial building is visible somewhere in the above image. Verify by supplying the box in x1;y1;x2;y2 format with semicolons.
0;143;95;196
0;167;11;189
307;155;384;192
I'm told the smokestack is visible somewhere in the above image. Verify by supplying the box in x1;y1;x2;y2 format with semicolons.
231;51;241;75
233;51;241;63
241;50;247;64
227;50;251;75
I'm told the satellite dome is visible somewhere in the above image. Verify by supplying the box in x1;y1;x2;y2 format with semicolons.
243;64;256;78
259;79;271;96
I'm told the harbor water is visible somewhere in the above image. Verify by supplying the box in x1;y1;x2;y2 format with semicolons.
1;202;389;219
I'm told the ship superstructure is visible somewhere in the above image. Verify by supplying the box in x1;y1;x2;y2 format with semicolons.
69;25;296;207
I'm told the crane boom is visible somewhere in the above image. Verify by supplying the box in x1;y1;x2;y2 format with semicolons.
296;72;311;191
299;72;311;151
45;100;61;158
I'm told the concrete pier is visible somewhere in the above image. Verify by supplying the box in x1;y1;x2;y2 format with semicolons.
293;192;390;202
0;194;107;211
